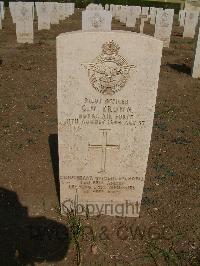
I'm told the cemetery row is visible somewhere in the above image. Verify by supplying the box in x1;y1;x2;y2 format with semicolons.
0;2;75;43
0;2;199;50
85;4;200;44
83;3;200;78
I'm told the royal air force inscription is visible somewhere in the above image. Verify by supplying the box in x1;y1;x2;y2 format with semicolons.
57;31;162;217
65;98;145;127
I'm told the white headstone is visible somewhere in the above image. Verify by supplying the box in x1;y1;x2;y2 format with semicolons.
154;9;174;47
192;26;200;78
57;31;163;217
15;2;34;43
183;11;199;38
0;1;4;20
179;10;186;27
36;2;51;30
82;10;112;32
119;6;127;24
126;7;137;28
115;5;121;21
110;4;115;16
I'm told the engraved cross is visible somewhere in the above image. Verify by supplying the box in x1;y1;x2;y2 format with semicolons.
88;129;120;173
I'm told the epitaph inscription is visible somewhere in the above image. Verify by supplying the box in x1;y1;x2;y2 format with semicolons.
91;13;104;28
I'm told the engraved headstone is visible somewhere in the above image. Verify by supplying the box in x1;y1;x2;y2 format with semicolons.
192;26;200;78
126;6;137;28
183;11;199;38
82;10;112;32
36;2;51;30
15;2;34;43
154;9;174;47
57;31;163;217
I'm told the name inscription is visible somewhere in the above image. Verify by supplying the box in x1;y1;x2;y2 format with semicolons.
60;97;146;127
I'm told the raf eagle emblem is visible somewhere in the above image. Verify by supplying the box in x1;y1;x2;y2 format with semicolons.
82;40;135;96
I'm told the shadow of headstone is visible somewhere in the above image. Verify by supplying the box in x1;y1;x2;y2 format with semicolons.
168;63;191;75
48;134;60;202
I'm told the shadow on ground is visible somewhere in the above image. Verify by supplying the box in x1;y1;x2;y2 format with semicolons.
0;187;70;265
168;63;191;75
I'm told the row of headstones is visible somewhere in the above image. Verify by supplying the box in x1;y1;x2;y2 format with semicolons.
86;4;200;45
3;2;75;43
83;5;174;47
179;9;200;38
178;9;200;78
120;7;200;43
83;4;200;78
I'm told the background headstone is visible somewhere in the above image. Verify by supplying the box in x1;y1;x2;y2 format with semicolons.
119;6;127;24
36;2;51;30
82;10;112;32
183;11;199;38
154;9;174;47
179;9;186;27
15;2;34;43
192;26;200;78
